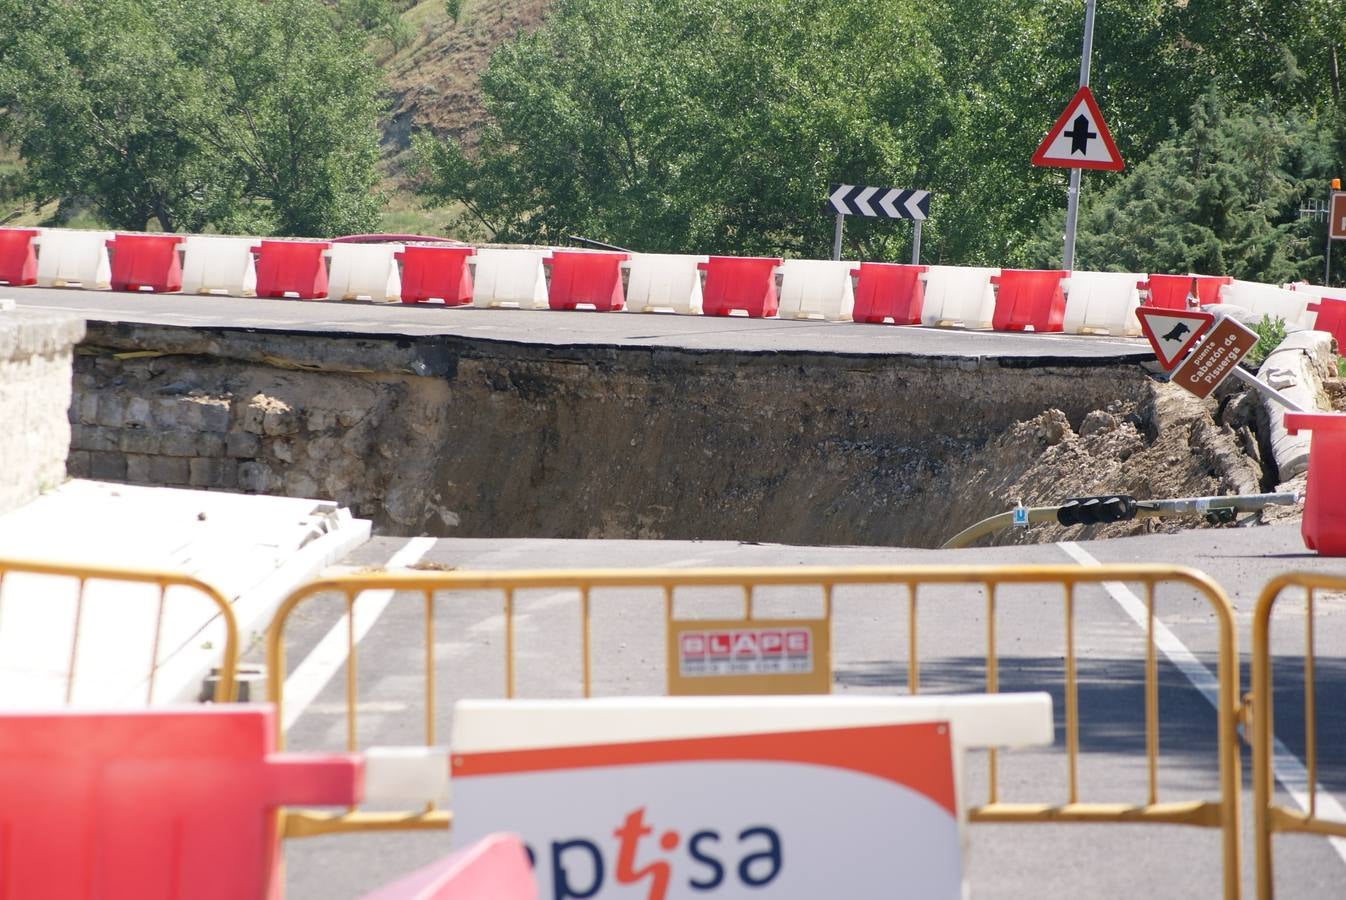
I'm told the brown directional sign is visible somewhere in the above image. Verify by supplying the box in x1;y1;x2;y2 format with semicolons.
1170;316;1258;399
1331;191;1346;240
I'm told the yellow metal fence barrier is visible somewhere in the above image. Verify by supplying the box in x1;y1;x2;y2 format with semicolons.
265;563;1243;898
0;556;239;704
1252;572;1346;900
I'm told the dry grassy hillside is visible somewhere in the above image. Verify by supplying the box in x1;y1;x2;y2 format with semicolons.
379;0;552;157
373;0;552;232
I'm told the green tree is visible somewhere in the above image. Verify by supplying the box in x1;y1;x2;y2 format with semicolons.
416;0;951;259
0;0;386;236
1024;89;1334;282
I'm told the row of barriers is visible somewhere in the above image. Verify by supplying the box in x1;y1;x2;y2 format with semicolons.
2;556;1344;896
4;226;1344;345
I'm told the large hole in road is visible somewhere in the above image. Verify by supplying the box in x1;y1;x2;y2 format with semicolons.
68;324;1271;548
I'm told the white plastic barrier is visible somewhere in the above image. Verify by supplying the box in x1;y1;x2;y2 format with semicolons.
776;258;856;321
180;235;257;296
328;243;403;302
34;229;112;289
453;694;1052;835
623;253;707;314
471;248;549;309
1219;279;1313;328
918;265;999;328
1061;270;1145;335
1286;281;1346;302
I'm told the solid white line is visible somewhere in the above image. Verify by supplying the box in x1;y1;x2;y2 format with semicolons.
1057;541;1346;863
281;536;436;732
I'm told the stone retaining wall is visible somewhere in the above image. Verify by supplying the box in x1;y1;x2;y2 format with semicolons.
0;308;86;515
67;321;1156;546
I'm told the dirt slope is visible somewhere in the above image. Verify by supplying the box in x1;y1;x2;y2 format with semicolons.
379;0;553;157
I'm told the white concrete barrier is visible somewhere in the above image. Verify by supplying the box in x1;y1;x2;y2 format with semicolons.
1061;270;1145;335
180;235;257;296
624;253;707;314
328;243;403;303
34;229;112;289
776;258;856;321
919;265;999;328
471;248;550;309
1219;279;1312;328
1285;281;1346;302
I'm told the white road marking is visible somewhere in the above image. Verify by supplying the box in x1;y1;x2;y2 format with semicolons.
1058;541;1346;864
281;537;436;732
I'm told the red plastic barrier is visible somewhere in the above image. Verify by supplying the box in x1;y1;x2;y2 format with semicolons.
1145;274;1232;310
1284;412;1346;556
359;834;536;900
545;250;629;311
108;233;185;293
1308;297;1346;352
0;706;359;900
397;245;475;305
991;268;1069;332
851;262;928;324
0;228;39;285
253;239;331;299
699;255;782;317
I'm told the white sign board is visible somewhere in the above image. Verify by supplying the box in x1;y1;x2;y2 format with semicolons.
452;722;962;899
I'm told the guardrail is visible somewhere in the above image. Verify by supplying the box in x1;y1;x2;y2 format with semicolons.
264;564;1243;897
1251;571;1346;900
0;556;239;704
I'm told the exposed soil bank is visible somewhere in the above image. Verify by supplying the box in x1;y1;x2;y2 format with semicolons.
67;322;1263;548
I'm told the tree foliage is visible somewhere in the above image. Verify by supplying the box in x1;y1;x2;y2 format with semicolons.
0;0;386;236
417;0;1346;276
1025;90;1334;283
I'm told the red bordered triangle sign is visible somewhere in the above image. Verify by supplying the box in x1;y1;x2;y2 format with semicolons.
1032;86;1124;172
1135;307;1214;370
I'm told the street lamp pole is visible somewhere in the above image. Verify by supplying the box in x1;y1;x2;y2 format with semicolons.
1062;0;1097;272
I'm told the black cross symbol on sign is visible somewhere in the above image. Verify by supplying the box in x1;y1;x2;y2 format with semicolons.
1064;114;1097;155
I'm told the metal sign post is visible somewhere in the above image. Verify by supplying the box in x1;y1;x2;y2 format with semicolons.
825;184;930;263
1327;189;1346;285
1062;0;1097;272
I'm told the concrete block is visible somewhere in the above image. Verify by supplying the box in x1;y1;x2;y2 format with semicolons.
238;461;274;493
159;430;199;457
94;396;125;428
197;401;232;433
197;433;226;457
72;425;117;453
226;431;262;458
118;428;161;455
66;450;91;478
125;454;152;483
89;451;127;481
189;457;222;487
125;396;152;426
149;456;190;485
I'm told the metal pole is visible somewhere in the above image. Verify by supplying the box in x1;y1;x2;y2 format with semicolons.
1230;366;1307;413
832;213;844;261
1062;0;1097;272
911;220;922;265
1326;231;1333;286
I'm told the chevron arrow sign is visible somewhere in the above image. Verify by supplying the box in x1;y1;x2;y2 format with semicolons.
826;184;930;220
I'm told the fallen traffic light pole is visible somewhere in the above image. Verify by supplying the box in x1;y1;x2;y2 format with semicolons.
940;491;1301;549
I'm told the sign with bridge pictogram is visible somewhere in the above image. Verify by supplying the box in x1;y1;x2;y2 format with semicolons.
1135;307;1214;371
1032;85;1124;172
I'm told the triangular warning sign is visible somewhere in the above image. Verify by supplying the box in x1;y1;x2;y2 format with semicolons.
1135;307;1214;370
1032;86;1124;172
